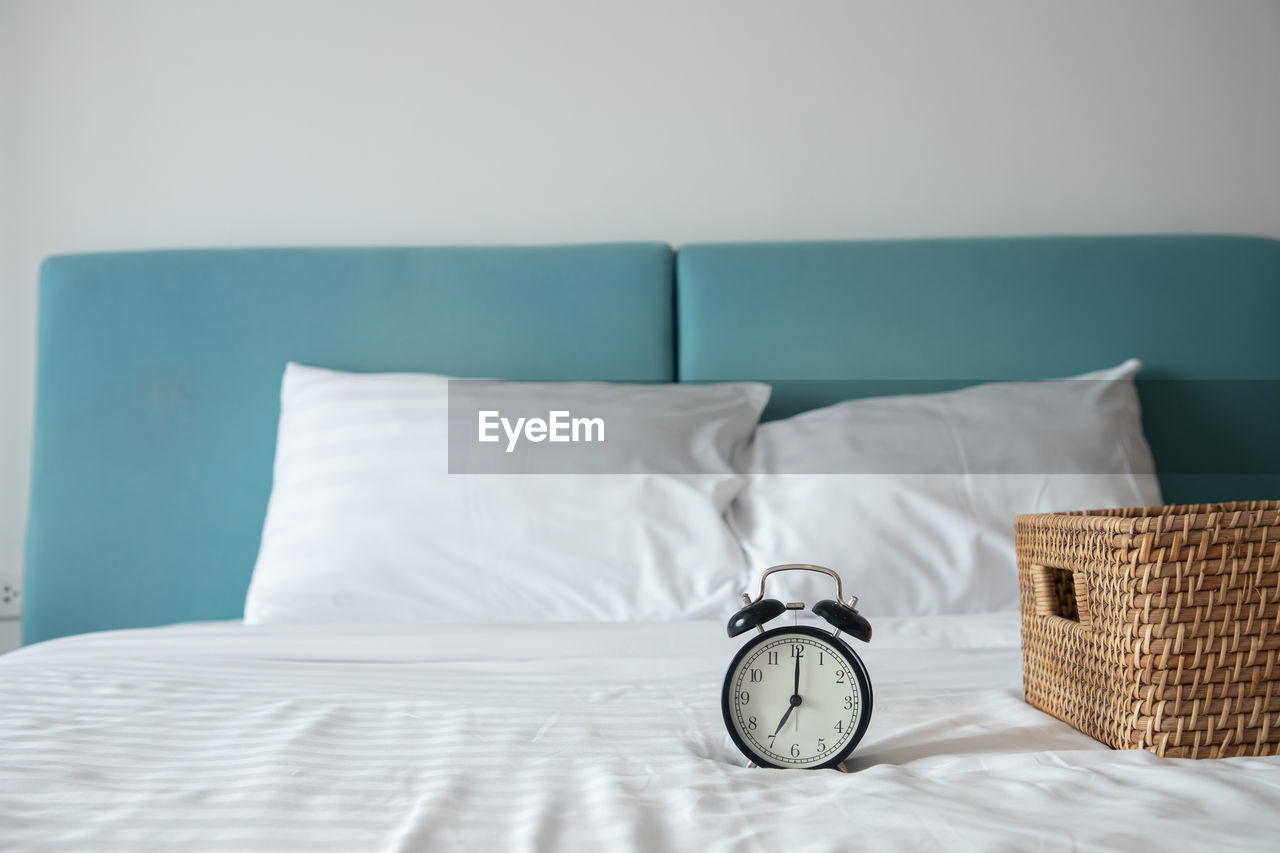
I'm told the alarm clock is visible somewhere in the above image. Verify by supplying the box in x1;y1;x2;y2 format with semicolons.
721;564;873;770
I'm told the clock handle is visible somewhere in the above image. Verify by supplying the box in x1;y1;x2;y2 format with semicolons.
742;564;872;643
751;563;847;606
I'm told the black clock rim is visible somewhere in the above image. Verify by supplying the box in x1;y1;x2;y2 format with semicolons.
720;624;873;770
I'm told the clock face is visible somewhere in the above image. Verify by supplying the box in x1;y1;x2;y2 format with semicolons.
721;625;872;769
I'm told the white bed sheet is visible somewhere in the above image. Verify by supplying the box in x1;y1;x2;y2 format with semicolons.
1;614;1277;851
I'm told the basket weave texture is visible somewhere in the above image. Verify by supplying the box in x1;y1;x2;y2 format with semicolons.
1016;501;1280;758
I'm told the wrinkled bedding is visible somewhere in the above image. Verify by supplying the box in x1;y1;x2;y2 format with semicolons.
2;614;1277;851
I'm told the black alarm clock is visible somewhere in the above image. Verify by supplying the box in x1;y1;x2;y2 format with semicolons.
721;564;873;770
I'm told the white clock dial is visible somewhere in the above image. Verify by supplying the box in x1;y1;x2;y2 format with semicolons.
723;627;871;769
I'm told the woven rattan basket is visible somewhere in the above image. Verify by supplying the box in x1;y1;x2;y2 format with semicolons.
1016;500;1280;758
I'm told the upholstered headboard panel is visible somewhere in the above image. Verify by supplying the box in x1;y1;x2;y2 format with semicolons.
25;236;1280;644
25;244;674;644
677;235;1280;504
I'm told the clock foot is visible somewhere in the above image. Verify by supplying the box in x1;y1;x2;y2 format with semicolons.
836;761;850;773
746;760;758;768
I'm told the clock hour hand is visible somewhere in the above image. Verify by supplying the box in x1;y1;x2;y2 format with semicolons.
771;693;803;737
771;703;795;737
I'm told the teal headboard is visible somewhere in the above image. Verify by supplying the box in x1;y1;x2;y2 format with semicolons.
25;244;674;644
25;236;1280;644
677;235;1280;505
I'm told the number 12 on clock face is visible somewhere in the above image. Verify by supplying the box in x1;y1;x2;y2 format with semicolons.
721;626;873;769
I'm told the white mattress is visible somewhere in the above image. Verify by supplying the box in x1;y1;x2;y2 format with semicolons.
1;614;1277;851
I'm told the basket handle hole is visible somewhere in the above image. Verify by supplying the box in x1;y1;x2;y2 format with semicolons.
1031;564;1091;627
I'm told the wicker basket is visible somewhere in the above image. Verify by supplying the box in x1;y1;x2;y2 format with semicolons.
1016;501;1280;758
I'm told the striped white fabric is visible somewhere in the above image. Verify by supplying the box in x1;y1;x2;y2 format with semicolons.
245;365;769;625
1;616;1277;851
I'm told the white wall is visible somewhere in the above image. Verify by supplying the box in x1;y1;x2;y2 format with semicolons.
2;0;1279;648
2;0;23;651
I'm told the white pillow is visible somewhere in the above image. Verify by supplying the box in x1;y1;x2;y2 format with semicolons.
729;360;1162;616
244;365;769;624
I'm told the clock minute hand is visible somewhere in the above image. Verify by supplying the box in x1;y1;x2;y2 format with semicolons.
793;649;801;697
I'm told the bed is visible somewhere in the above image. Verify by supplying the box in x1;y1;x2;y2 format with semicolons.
6;236;1280;850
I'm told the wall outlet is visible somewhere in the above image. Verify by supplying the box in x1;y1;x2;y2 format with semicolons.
0;577;21;620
